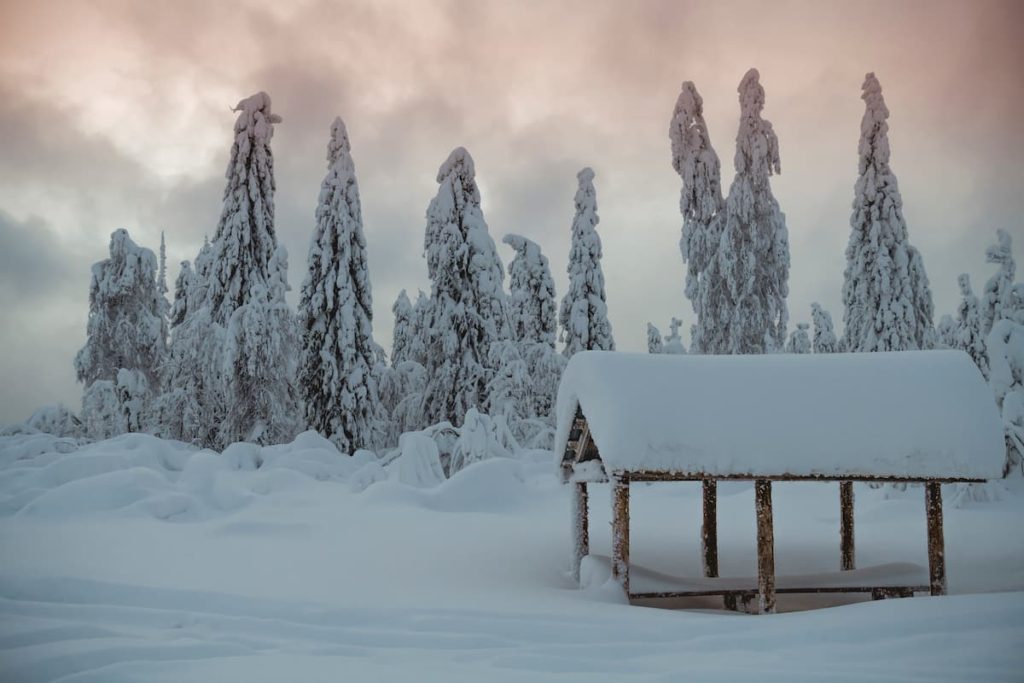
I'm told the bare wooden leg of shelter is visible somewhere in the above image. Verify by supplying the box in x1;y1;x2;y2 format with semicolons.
840;480;855;571
571;482;589;584
925;481;947;596
755;479;776;614
612;476;630;596
702;479;719;578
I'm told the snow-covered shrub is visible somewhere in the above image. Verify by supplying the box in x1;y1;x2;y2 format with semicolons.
394;432;446;488
663;318;687;355
24;404;83;438
448;408;519;475
811;303;840;353
786;323;811;354
81;380;125;440
987;318;1024;473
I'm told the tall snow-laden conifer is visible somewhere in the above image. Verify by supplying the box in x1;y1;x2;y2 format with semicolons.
503;234;557;346
390;290;416;366
299;117;385;453
559;168;614;357
810;303;840;353
708;68;789;354
982;229;1016;335
422;147;510;426
503;233;564;444
207;92;298;446
842;73;933;352
669;81;724;353
955;274;988;376
75;229;166;390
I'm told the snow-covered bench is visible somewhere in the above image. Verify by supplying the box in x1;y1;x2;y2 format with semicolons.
554;351;1005;613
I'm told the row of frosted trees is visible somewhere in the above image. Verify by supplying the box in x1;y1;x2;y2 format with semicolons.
72;94;615;455
67;70;1023;473
654;69;1022;473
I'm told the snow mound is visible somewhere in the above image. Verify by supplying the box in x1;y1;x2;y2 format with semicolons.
0;431;356;521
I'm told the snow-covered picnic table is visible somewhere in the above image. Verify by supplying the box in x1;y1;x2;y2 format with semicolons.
554;351;1005;613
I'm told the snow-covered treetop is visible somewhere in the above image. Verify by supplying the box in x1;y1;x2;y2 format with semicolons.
858;73;890;175
555;351;1005;480
435;146;479;199
326;116;351;167
669;80;723;227
734;68;780;181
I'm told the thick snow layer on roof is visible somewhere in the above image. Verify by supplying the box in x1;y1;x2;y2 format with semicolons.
555;351;1004;480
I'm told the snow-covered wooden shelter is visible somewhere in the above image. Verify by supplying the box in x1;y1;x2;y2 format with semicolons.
555;351;1005;613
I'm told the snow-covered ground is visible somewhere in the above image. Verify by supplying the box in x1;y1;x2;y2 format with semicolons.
1;433;1022;682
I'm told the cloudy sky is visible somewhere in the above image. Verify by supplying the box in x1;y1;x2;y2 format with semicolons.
1;0;1022;423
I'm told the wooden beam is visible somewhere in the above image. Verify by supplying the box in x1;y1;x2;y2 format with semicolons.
840;481;855;571
571;482;589;584
702;479;719;578
612;476;630;596
755;479;776;614
623;471;985;484
925;481;947;596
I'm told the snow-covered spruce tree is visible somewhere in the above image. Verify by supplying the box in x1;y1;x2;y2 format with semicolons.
503;233;564;440
503;234;558;347
810;303;840;353
842;73;933;352
669;80;724;353
409;290;431;367
207;92;298;447
485;340;531;437
647;323;664;354
222;245;299;446
81;380;124;440
663;317;687;354
786;323;811;354
155;259;217;443
421;147;511;426
75;229;166;390
954;274;988;377
709;69;790;354
298;117;385;453
982;229;1016;336
390;290;416;366
988;318;1024;473
936;314;958;349
559;168;614;357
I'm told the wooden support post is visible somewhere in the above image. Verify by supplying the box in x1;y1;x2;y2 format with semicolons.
840;480;855;571
571;482;589;584
755;479;776;614
925;481;947;596
702;479;719;578
611;476;630;596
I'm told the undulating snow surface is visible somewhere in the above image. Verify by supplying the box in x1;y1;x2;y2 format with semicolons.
555;350;1004;479
1;433;1022;682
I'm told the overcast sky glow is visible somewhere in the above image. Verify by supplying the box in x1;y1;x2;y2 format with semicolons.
1;0;1022;423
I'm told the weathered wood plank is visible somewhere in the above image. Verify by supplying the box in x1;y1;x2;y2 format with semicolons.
571;482;589;584
612;476;630;595
702;479;718;578
840;481;855;571
623;471;985;484
925;481;947;596
631;585;927;600
755;479;776;614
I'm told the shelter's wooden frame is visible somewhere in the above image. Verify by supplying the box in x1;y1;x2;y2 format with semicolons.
563;409;976;613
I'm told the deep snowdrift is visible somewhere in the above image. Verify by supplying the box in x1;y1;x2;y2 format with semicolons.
1;432;1022;682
